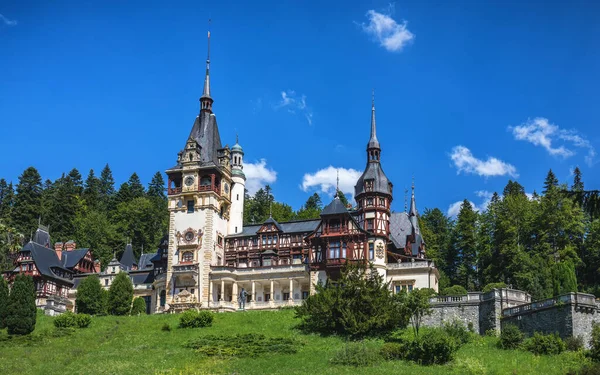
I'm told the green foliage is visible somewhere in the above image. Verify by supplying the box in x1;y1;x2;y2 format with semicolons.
131;297;147;316
451;357;488;375
178;310;214;328
565;336;584;352
589;324;600;362
108;272;133;316
553;259;578;296
75;275;104;315
569;363;600;375
185;333;298;357
6;274;36;335
443;320;473;345
53;312;76;328
482;282;507;293
420;208;453;278
330;341;381;367
380;342;403;360
522;332;565;355
161;322;171;332
396;287;436;337
11;167;42;239
453;200;479;290
0;277;8;328
75;314;91;328
441;285;468;296
388;328;458;365
498;324;524;350
295;262;409;338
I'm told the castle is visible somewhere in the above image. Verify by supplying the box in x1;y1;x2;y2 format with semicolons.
3;31;439;314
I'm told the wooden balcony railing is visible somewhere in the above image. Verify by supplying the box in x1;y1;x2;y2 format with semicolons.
168;187;182;195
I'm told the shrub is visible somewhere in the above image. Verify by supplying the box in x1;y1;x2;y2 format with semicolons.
443;320;473;345
54;312;77;328
161;322;171;332
6;274;37;335
330;342;381;367
522;332;565;355
569;363;600;375
380;342;403;360
485;328;499;337
131;297;147;316
108;272;133;316
295;262;410;338
468;321;475;333
589;323;600;361
75;275;104;315
186;333;298;357
387;328;458;365
179;310;213;328
565;336;584;352
498;324;523;350
75;313;92;328
482;282;507;293
0;277;8;329
441;285;468;296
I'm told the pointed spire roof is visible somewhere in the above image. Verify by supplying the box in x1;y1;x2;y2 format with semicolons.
321;198;348;216
200;27;212;101
367;89;380;150
409;178;417;217
120;242;138;270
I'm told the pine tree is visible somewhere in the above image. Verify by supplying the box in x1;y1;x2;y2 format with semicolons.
114;182;132;205
572;167;584;192
543;169;559;194
453;200;479;290
0;179;14;223
130;297;147;315
420;208;452;272
305;193;322;211
76;274;104;315
83;169;102;210
108;272;133;315
0;277;8;328
6;274;37;335
147;172;166;199
66;168;83;196
335;190;350;207
99;164;116;212
128;173;145;199
12;167;43;239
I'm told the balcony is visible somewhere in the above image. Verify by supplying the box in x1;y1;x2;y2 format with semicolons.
386;260;435;270
198;185;220;195
168;187;182;195
172;263;199;274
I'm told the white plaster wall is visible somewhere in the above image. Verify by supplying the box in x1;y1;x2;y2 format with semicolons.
228;176;245;235
387;270;436;291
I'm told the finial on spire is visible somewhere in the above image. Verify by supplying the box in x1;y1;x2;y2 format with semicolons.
200;19;213;112
367;89;380;156
336;169;340;193
404;187;408;212
409;176;418;216
236;133;239;144
372;88;375;107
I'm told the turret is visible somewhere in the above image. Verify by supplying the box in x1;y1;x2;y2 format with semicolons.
228;135;245;235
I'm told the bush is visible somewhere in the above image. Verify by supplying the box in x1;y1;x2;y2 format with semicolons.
131;297;147;316
568;363;600;375
522;332;565;355
179;310;213;328
108;272;133;316
589;323;600;361
6;274;37;335
186;333;298;357
443;320;473;345
485;328;499;337
75;275;104;315
161;323;171;332
0;277;8;329
565;336;584;352
75;314;91;328
441;285;468;296
380;342;403;360
330;342;381;367
387;328;458;365
54;312;77;328
498;324;523;350
482;282;507;293
295;262;410;338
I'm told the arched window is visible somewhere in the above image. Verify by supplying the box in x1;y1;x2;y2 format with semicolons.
182;251;193;263
160;290;166;307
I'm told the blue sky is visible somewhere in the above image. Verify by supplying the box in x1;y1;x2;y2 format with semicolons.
1;0;599;216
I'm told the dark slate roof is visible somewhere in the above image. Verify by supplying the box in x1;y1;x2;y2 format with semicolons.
62;249;89;269
354;162;393;197
227;219;321;238
32;227;51;248
264;216;283;231
120;244;137;270
321;198;348;216
188;111;222;167
389;212;413;250
130;271;154;285
138;253;156;270
22;242;73;284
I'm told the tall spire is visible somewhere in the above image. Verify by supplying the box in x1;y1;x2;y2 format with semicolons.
367;89;381;161
200;20;213;113
409;177;417;216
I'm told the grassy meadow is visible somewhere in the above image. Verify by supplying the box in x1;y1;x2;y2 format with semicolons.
0;309;589;375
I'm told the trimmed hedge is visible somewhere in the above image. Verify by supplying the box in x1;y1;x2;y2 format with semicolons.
54;312;92;328
179;310;214;328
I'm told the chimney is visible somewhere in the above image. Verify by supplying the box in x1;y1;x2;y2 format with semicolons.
64;240;76;252
94;260;101;273
54;242;63;260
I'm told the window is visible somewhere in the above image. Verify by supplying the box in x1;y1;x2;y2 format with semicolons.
267;235;272;245
342;242;347;259
182;251;193;263
273;235;278;244
112;267;115;273
237;194;239;201
302;291;309;300
283;292;290;300
190;289;194;294
200;176;211;186
330;219;340;232
253;238;258;246
408;285;413;292
187;200;194;213
263;259;272;266
262;236;266;245
265;293;271;302
367;198;373;206
105;279;109;286
369;243;374;260
379;198;385;207
367;219;374;230
235;226;238;233
395;285;401;294
329;241;340;259
217;236;223;246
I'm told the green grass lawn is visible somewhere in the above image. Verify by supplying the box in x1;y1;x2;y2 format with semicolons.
0;309;588;375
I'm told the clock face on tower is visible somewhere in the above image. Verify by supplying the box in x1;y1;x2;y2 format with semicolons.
184;231;194;242
184;176;195;186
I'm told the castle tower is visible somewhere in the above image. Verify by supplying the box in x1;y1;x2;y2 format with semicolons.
228;135;245;235
354;92;393;276
164;29;233;308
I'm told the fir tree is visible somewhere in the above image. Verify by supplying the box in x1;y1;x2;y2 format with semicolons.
99;164;116;210
543;169;559;194
6;274;36;335
128;173;145;199
420;208;452;273
66;168;84;196
83;169;102;210
130;297;147;315
305;193;322;211
572;167;584;192
453;200;479;290
76;274;104;315
0;179;14;222
335;190;350;207
0;277;8;328
108;272;133;315
114;182;132;205
12;167;43;239
147;172;166;200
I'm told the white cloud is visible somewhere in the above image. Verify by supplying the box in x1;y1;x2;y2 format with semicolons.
450;146;518;178
509;117;596;166
0;14;17;27
301;166;362;196
244;159;277;195
359;7;414;52
274;90;313;125
447;200;476;217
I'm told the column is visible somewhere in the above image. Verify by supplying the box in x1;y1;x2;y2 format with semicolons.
289;279;294;301
270;279;274;307
251;281;256;302
220;280;225;301
208;281;213;306
232;282;238;305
